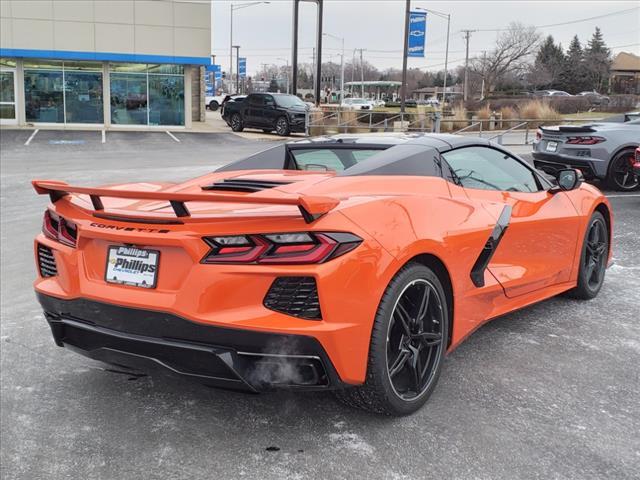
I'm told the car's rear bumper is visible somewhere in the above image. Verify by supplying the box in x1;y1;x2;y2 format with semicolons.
38;292;346;392
532;152;603;180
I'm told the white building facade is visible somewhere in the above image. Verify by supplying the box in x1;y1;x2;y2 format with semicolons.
0;0;211;128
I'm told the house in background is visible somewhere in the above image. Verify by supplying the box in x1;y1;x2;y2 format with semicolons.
609;52;640;94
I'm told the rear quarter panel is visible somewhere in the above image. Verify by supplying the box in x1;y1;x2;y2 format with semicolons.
337;178;509;348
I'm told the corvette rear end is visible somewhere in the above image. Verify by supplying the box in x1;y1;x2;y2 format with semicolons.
33;173;386;392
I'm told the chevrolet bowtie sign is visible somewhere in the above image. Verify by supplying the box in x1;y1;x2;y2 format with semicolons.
407;11;427;57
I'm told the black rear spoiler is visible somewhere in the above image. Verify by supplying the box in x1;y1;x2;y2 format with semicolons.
541;125;597;133
32;180;339;224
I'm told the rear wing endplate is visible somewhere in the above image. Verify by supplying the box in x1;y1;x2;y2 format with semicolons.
32;180;339;224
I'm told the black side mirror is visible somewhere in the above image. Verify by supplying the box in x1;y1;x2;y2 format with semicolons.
551;168;583;193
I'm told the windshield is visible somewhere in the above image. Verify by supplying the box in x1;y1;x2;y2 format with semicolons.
274;95;306;108
351;99;366;104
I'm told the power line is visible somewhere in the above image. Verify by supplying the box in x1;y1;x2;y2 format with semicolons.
466;6;639;32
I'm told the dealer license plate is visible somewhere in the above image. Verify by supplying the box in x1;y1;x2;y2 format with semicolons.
546;141;558;152
105;246;159;289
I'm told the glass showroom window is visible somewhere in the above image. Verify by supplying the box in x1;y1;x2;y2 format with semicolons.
23;60;103;124
63;61;103;124
110;63;184;126
0;58;17;123
24;60;64;123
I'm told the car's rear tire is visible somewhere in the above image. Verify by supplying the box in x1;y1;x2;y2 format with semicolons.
230;114;244;132
565;211;609;300
607;148;639;191
334;263;448;416
275;116;291;136
209;100;219;111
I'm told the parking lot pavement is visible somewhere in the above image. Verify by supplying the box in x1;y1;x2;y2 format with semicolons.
1;130;639;480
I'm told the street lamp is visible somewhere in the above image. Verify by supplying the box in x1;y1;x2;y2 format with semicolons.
323;32;345;103
230;2;270;93
277;57;290;94
414;6;451;104
233;45;241;93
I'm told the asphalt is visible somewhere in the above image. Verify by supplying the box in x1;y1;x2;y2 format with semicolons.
1;129;639;480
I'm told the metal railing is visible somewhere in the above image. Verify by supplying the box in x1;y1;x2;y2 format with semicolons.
305;109;605;145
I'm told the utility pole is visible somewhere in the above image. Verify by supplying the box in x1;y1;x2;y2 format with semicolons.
462;29;475;102
354;48;366;98
400;0;410;113
229;4;233;93
233;45;241;93
277;57;290;93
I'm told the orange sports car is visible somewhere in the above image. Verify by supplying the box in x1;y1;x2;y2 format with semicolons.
33;134;613;416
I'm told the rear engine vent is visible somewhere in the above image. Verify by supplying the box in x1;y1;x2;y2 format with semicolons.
37;244;58;277
264;277;321;320
202;178;291;193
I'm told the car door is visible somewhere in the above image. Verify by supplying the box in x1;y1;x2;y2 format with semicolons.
262;95;278;128
442;145;581;298
243;94;262;127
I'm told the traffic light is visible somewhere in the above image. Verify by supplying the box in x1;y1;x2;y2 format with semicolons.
222;71;226;79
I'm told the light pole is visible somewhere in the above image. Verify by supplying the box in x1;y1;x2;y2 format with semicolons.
233;45;241;93
415;6;451;104
230;2;269;93
400;0;410;113
277;57;290;94
323;33;344;103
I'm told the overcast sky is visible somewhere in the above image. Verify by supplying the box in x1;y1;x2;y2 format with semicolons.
210;0;640;76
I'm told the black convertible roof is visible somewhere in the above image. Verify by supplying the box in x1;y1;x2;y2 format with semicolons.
216;133;491;175
336;134;490;177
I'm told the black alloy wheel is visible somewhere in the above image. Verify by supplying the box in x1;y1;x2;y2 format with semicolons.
275;117;290;136
566;211;609;300
608;149;639;191
386;279;445;401
230;114;244;132
583;216;608;291
334;263;448;416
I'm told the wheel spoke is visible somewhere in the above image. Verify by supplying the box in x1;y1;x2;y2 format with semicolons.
412;332;442;347
394;302;413;337
407;345;421;392
388;348;410;378
585;260;596;283
416;284;430;322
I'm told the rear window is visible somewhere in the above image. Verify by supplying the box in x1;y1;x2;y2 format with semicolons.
215;145;386;173
292;149;382;171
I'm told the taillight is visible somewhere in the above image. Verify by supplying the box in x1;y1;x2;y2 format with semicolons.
202;232;362;264
42;210;77;247
566;136;605;145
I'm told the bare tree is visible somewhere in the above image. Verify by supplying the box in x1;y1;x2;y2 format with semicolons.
470;22;540;96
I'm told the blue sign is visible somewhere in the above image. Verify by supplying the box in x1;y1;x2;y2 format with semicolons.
238;58;247;78
407;11;427;57
204;64;221;95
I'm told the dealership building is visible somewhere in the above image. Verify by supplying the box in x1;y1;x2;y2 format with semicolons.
0;0;211;128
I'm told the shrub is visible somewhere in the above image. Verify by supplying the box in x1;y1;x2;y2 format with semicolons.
441;104;468;132
517;100;561;122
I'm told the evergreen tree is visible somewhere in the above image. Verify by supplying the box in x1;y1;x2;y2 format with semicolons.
534;35;565;89
584;27;611;92
560;35;588;93
268;78;279;93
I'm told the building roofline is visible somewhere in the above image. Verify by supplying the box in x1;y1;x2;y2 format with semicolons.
0;48;210;65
